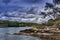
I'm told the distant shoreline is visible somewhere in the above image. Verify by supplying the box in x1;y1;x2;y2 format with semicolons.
0;20;39;27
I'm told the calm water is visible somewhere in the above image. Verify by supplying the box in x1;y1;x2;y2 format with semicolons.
0;27;40;40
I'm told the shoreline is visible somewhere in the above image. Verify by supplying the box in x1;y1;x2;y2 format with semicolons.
13;33;60;40
13;28;60;40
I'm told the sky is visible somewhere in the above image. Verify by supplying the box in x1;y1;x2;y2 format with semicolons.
0;0;53;8
0;0;53;13
0;0;56;24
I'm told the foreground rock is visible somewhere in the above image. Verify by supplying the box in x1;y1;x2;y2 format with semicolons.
13;29;60;40
13;29;53;36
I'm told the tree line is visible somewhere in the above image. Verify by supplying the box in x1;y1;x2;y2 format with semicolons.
0;20;39;27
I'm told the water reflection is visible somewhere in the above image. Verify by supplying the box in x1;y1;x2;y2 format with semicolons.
0;27;40;40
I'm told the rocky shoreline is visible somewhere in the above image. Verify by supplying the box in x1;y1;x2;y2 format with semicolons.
13;28;60;40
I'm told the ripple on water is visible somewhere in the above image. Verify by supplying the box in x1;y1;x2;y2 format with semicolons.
0;34;41;40
0;27;41;40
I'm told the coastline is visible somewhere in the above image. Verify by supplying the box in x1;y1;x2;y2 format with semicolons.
13;28;60;40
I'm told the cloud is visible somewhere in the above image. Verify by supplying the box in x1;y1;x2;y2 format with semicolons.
0;0;55;24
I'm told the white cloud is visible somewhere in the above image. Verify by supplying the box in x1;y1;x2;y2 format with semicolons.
0;0;59;24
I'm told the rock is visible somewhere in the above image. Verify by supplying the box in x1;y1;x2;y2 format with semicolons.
20;29;33;33
13;33;22;35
